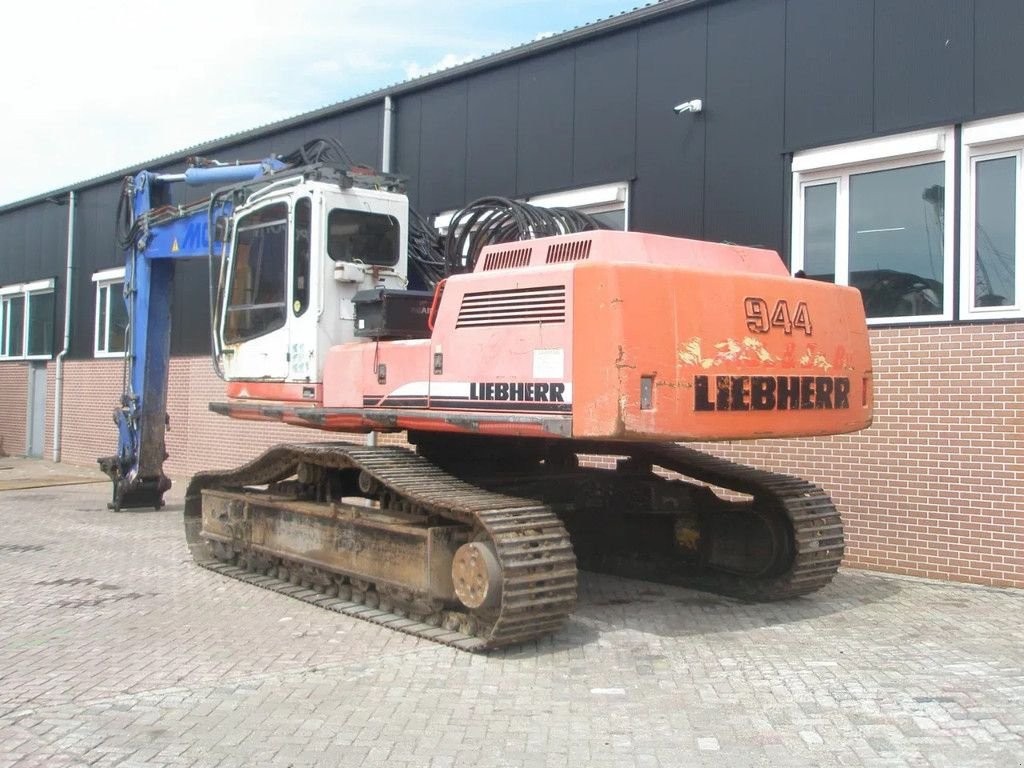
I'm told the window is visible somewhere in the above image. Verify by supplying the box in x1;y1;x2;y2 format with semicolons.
0;279;55;359
433;182;630;233
93;267;129;357
524;182;630;231
792;129;955;323
223;202;289;345
327;209;400;266
961;114;1024;319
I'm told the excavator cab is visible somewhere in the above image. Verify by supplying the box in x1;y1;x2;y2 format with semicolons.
215;179;409;398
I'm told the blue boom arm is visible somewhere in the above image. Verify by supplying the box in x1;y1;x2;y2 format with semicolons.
100;157;286;510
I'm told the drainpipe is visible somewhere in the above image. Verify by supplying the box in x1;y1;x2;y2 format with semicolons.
381;95;395;173
52;189;75;462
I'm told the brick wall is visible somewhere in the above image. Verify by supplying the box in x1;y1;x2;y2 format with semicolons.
45;321;1024;589
0;363;28;456
57;358;361;473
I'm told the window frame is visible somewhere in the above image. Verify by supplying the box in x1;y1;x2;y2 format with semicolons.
0;278;56;361
791;128;956;325
92;267;128;358
960;114;1024;320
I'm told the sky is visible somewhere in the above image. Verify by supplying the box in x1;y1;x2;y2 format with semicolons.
0;0;641;207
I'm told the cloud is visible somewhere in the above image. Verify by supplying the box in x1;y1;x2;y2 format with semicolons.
0;0;634;206
403;53;480;80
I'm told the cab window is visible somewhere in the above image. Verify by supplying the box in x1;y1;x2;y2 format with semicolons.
327;209;400;266
223;203;288;344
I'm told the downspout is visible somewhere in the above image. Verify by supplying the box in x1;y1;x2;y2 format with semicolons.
52;189;75;462
381;95;395;173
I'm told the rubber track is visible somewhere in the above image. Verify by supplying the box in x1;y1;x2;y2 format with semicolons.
624;441;845;600
184;442;577;651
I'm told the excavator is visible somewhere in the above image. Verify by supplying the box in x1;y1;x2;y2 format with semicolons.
99;139;872;650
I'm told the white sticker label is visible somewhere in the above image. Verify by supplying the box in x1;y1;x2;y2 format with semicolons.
533;348;564;379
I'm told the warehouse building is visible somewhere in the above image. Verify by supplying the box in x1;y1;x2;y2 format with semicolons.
0;0;1021;588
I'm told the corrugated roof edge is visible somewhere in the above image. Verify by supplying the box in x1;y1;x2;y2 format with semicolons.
0;0;708;214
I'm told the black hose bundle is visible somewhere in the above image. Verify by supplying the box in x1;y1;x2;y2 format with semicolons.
406;208;448;290
442;197;604;275
279;137;355;169
115;176;138;251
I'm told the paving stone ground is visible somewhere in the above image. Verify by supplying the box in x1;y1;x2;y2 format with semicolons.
0;461;1021;767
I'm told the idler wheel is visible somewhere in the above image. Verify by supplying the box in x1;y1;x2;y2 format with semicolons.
452;541;503;610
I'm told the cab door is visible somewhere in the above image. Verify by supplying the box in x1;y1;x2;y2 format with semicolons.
219;201;291;380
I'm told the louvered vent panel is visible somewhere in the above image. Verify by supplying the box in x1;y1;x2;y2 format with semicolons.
481;247;533;271
456;285;566;328
546;239;592;264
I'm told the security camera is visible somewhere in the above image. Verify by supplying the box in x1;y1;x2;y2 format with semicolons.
673;99;703;114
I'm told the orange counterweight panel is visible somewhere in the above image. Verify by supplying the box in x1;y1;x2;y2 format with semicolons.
571;261;872;441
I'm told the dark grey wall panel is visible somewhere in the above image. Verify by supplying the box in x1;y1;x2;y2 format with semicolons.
217;107;384;170
785;0;873;150
874;0;974;133
632;10;708;237
703;0;786;250
975;0;1024;118
517;49;575;196
572;31;638;187
466;67;519;201
395;95;423;210
171;259;213;356
416;82;469;214
0;213;26;282
0;203;58;284
69;182;122;358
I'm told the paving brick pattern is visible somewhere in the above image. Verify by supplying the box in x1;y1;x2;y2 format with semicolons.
1;480;1022;767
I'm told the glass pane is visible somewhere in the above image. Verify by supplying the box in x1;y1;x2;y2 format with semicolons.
0;300;6;355
97;285;108;352
224;203;289;344
588;209;625;230
849;162;945;318
27;291;54;356
8;295;24;356
802;183;837;281
327;209;400;266
293;198;311;316
974;156;1016;307
109;283;129;353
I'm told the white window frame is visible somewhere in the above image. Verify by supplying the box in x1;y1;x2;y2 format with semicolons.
92;267;128;358
792;128;956;325
0;278;56;360
433;181;631;233
960;114;1024;320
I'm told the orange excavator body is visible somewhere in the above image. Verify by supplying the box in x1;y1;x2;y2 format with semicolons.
217;230;872;443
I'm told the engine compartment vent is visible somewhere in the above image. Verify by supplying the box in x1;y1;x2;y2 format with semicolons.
481;247;533;271
456;285;566;328
546;239;592;264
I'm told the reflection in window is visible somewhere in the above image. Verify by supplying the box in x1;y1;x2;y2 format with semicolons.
802;183;837;281
293;198;311;316
327;209;400;266
6;296;24;356
974;156;1016;307
27;290;54;356
224;203;288;344
588;209;625;230
849;163;944;318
